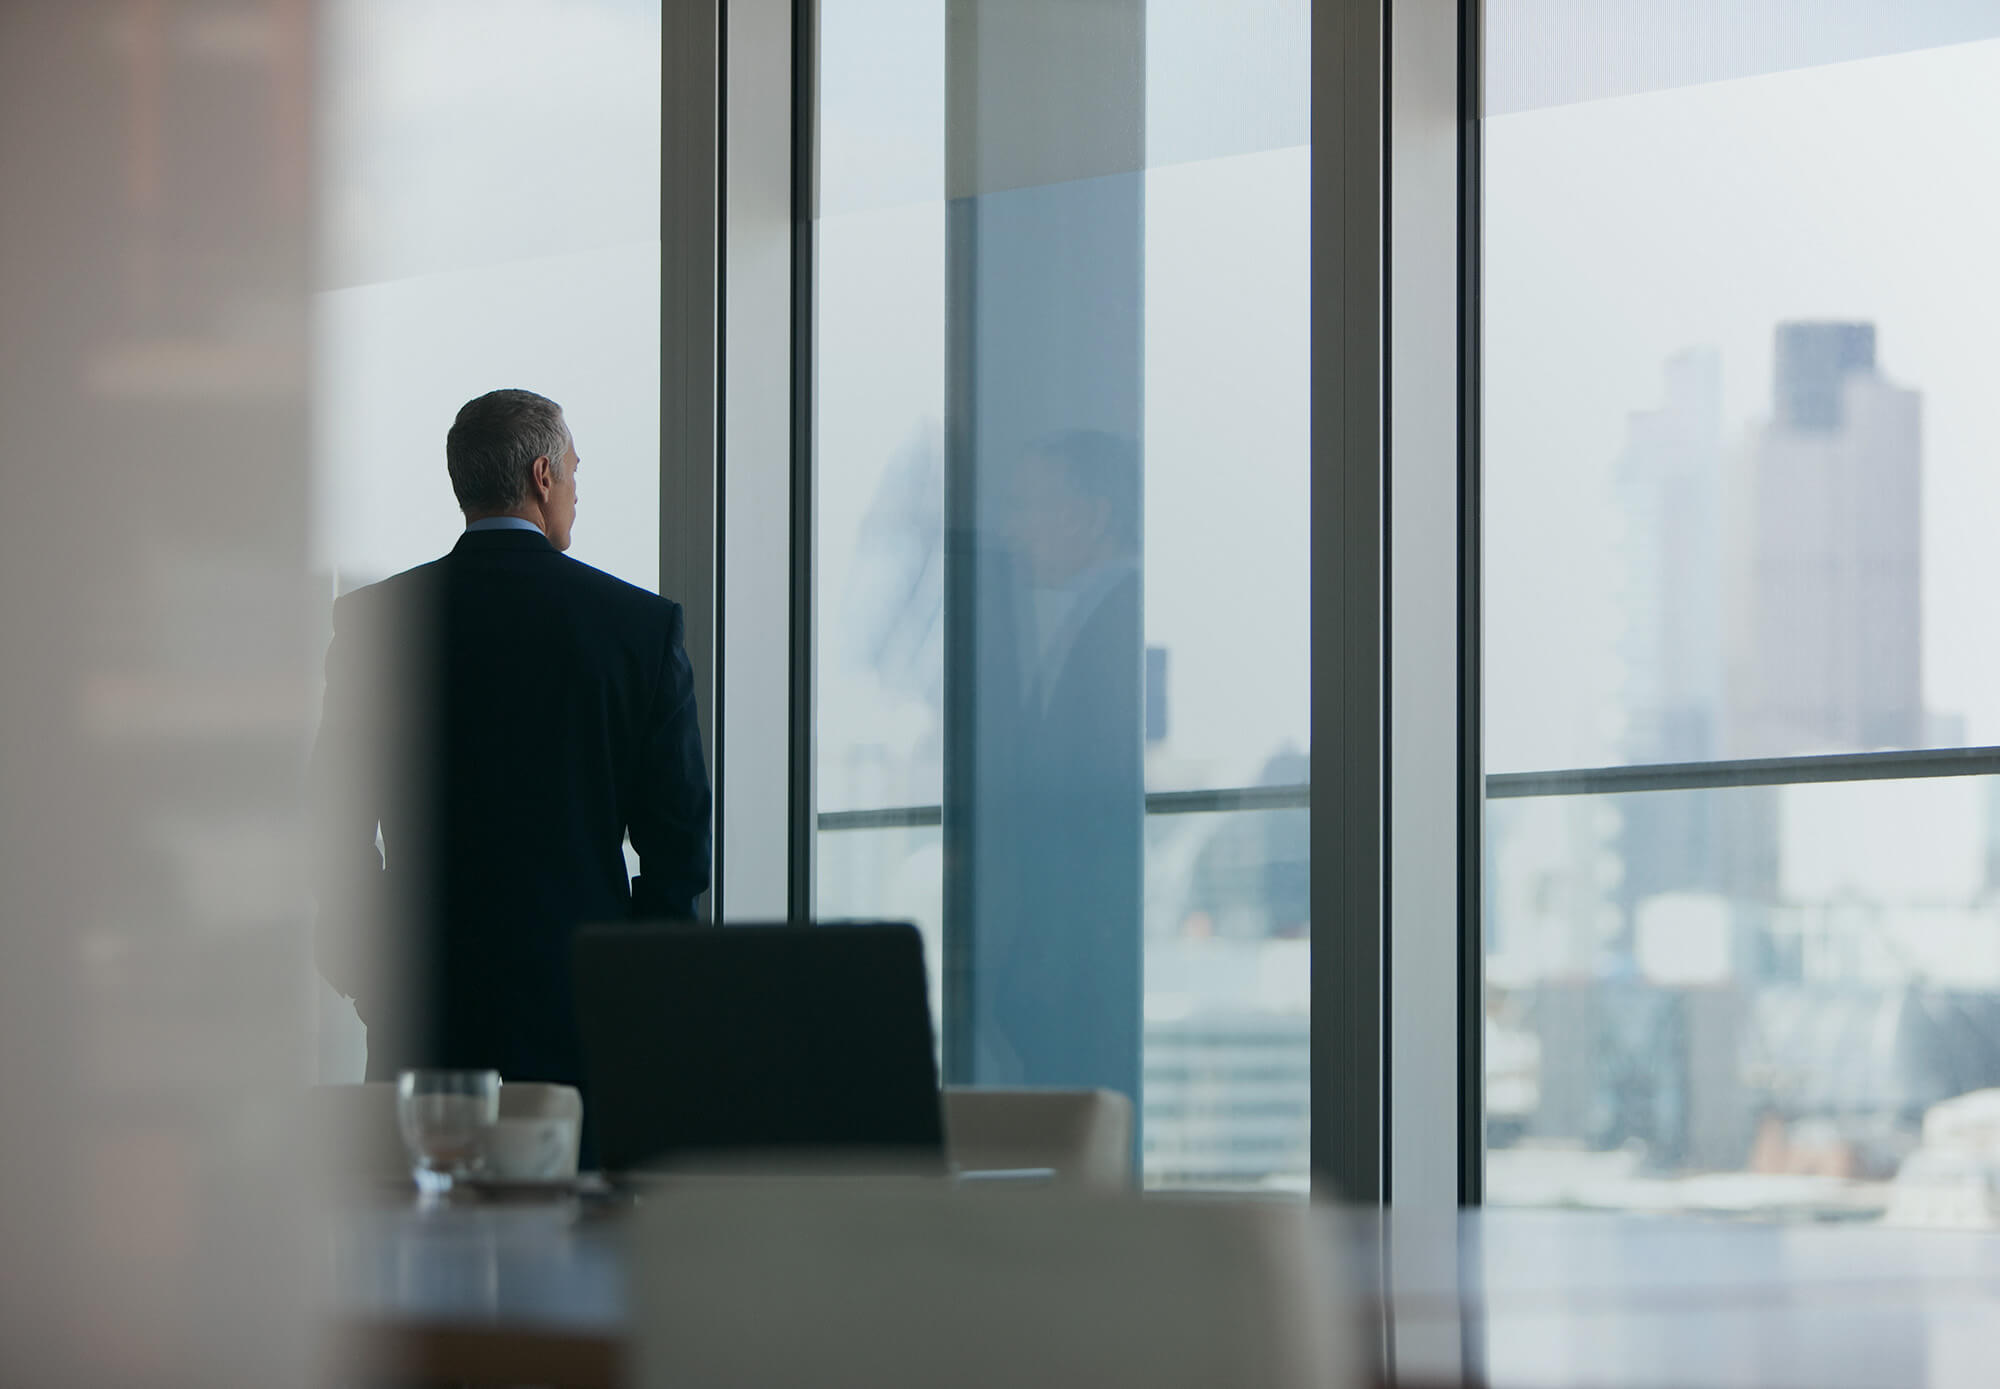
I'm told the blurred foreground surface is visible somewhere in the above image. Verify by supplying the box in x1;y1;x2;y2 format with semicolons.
330;1192;2000;1388
0;1;315;1382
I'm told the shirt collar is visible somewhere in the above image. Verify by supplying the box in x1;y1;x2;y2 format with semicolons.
464;516;545;536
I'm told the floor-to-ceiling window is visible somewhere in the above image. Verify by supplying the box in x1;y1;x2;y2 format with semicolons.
313;0;664;1077
812;0;1311;1190
1483;5;2000;1222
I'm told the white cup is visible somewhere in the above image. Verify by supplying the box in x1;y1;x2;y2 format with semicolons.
477;1115;580;1180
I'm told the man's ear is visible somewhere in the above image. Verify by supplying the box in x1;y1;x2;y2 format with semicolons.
531;454;555;501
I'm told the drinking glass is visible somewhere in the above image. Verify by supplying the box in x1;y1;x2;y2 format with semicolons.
396;1069;501;1194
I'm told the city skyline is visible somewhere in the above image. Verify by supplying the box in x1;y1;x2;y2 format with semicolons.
311;6;2000;1201
1490;317;2000;1203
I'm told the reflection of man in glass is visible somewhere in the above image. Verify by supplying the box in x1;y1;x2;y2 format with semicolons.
979;429;1144;1093
1011;431;1142;722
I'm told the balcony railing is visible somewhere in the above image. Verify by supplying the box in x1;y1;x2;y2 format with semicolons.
817;744;2000;832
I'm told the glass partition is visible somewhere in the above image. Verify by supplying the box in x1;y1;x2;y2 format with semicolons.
814;0;1311;1190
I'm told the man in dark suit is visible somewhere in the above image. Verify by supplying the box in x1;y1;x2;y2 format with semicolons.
312;388;710;1088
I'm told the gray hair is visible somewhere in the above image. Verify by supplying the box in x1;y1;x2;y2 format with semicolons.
445;389;571;515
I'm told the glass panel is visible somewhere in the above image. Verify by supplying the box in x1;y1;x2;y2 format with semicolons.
1484;26;2000;774
814;0;945;820
814;0;1310;1188
315;0;662;594
1486;777;2000;1224
817;803;1312;1191
1483;11;2000;1219
1145;808;1310;1191
816;823;946;1043
1144;152;1312;793
311;1;663;1077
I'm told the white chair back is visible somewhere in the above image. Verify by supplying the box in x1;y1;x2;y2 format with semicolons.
631;1180;1365;1389
944;1086;1133;1191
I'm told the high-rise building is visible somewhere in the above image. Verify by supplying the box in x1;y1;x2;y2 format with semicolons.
1597;327;1925;1171
1725;322;1923;757
1614;350;1727;919
1619;349;1726;765
1771;321;1878;433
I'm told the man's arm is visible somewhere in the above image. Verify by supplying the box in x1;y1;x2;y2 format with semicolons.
628;601;713;919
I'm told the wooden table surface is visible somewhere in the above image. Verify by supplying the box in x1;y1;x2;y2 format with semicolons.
326;1197;2000;1387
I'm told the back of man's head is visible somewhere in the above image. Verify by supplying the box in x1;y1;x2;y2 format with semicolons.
447;389;570;516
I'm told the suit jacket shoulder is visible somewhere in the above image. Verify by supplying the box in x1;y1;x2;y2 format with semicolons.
338;546;683;654
329;556;450;637
545;552;685;638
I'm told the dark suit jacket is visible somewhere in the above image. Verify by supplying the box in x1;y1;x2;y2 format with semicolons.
311;528;710;1087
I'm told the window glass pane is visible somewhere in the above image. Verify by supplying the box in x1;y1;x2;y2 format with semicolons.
1483;9;2000;1221
315;0;661;594
1487;778;2000;1223
817;803;1312;1191
1145;808;1310;1191
815;0;944;817
815;0;1310;1189
1144;153;1311;792
311;0;662;1078
1485;24;2000;774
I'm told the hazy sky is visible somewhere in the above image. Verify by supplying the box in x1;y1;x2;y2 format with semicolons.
1486;37;2000;771
314;0;662;592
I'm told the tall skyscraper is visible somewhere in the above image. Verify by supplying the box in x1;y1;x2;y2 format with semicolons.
1619;349;1725;766
1725;322;1923;757
1523;326;1933;1178
1613;350;1728;920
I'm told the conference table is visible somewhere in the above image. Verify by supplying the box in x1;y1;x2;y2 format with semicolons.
327;1193;2000;1387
